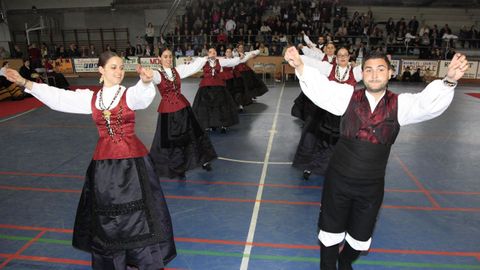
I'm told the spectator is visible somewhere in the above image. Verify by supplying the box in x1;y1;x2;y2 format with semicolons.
185;45;195;57
402;66;412;81
0;47;9;59
145;22;155;45
411;68;423;82
28;43;42;69
89;44;98;57
11;45;23;59
408;16;419;35
258;43;269;56
174;46;184;57
225;17;236;34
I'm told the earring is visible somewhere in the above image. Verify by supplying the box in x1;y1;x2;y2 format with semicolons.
99;75;104;84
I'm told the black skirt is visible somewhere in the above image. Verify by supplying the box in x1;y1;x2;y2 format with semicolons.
72;156;176;268
226;78;252;106
150;106;217;178
236;70;268;99
291;92;319;122
292;108;340;175
192;85;239;128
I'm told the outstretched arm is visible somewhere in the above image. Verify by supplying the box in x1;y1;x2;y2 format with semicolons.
5;68;93;114
284;47;353;115
398;53;469;126
126;66;156;110
176;56;208;78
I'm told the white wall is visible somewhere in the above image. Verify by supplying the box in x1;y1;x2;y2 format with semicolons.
5;0;111;10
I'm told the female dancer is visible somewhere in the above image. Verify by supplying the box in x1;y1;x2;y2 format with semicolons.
150;48;217;179
291;40;337;121
4;51;176;269
293;47;362;180
192;47;246;133
233;44;266;104
222;47;257;112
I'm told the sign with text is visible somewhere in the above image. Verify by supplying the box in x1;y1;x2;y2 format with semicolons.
139;57;162;70
401;60;439;77
73;58;98;73
438;60;478;79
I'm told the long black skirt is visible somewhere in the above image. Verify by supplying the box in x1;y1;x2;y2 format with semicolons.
72;156;176;268
291;92;319;122
292;108;341;175
150;106;217;178
192;85;239;129
226;78;252;106
236;70;268;99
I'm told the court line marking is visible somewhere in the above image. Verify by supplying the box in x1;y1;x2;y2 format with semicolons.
217;156;292;165
394;153;441;208
0;108;38;123
240;83;286;270
0;230;45;269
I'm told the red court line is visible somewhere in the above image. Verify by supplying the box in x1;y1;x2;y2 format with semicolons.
394;154;441;208
2;171;480;195
1;185;480;211
0;171;83;179
1;224;478;259
0;230;46;269
0;185;80;193
0;253;90;266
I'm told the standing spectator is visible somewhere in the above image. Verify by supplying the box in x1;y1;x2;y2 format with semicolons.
408;16;419;35
11;45;23;59
145;22;155;46
225;17;236;35
28;43;42;69
0;47;9;59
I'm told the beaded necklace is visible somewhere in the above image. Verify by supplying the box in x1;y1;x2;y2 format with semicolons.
99;86;121;131
335;64;350;82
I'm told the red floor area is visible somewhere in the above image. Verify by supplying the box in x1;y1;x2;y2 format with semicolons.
466;93;480;99
0;97;43;118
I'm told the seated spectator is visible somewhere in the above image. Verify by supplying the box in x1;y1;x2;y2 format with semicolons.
401;66;412;81
11;45;23;59
174;46;184;58
411;68;423;82
19;59;42;83
0;61;24;100
0;47;9;59
258;43;269;56
42;57;70;89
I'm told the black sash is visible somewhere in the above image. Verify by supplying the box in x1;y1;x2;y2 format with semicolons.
330;137;392;179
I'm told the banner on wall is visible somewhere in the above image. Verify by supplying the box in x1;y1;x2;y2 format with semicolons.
438;61;479;79
123;57;139;72
53;58;74;74
401;60;439;77
73;58;98;73
390;60;401;78
139;57;162;70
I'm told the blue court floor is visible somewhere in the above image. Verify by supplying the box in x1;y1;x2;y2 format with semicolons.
0;77;479;270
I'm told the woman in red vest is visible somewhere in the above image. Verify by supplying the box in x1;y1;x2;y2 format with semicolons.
149;48;217;179
192;47;244;133
222;47;259;112
293;47;363;180
291;41;337;122
232;44;265;105
4;51;176;269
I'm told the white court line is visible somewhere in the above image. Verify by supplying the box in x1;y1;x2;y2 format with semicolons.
240;83;286;270
217;156;292;165
0;108;38;123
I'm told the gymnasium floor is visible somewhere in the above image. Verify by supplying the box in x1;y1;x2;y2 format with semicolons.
0;76;479;270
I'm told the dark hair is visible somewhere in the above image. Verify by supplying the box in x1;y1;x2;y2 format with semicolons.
362;51;392;70
97;51;119;67
159;48;172;56
1;61;8;67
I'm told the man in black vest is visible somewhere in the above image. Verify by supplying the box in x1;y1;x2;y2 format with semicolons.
284;47;468;270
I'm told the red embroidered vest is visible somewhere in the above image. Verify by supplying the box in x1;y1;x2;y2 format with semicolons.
91;90;148;160
199;59;225;88
340;89;400;145
222;66;234;80
233;62;251;77
327;63;357;86
156;68;190;113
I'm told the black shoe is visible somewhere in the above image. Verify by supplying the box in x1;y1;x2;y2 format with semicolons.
178;173;186;180
303;170;311;180
211;127;217;131
202;162;212;171
220;127;227;134
238;105;245;113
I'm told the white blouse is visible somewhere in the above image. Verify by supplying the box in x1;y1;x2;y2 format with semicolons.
25;80;156;114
